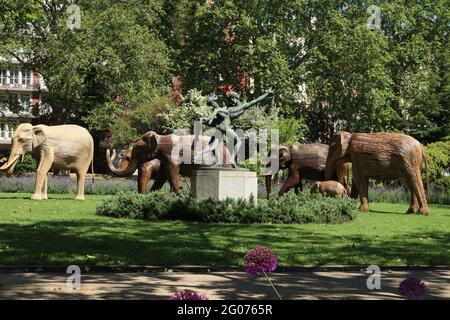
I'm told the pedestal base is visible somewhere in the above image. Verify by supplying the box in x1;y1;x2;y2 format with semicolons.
191;168;258;203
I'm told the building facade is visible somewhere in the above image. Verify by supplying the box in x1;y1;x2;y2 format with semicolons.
0;58;45;150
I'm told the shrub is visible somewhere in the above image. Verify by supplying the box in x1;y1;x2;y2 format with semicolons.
96;189;357;224
11;155;36;175
424;141;450;190
276;117;308;145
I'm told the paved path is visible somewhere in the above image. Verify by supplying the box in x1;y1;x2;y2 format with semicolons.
0;270;449;300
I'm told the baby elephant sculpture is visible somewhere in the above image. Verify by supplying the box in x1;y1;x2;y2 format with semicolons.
310;181;348;198
0;123;94;200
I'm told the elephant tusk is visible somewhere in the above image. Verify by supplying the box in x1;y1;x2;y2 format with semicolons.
106;149;116;162
0;155;20;171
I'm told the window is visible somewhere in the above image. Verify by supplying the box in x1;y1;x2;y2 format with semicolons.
22;68;31;86
9;67;19;85
21;95;31;110
8;94;18;106
0;69;6;85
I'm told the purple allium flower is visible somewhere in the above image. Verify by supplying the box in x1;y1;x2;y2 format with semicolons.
244;246;277;278
170;290;208;300
399;278;426;300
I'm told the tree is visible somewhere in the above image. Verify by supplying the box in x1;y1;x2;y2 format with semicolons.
0;0;171;127
163;0;449;143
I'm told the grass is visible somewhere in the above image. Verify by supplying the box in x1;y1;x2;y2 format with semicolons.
0;193;449;267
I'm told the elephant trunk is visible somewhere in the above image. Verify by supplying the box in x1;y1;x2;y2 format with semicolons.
106;149;137;176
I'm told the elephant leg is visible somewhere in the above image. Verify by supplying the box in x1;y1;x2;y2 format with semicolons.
75;171;86;200
265;175;273;200
140;168;152;194
297;177;303;193
350;179;358;199
139;165;156;194
164;160;180;193
32;154;53;200
278;169;300;196
353;167;369;211
407;190;419;214
137;168;148;194
405;168;429;215
41;174;48;200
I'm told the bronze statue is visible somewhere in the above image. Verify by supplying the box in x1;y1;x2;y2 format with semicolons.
198;90;274;164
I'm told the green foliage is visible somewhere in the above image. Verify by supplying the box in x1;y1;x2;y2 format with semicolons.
424;141;450;189
12;155;36;175
159;89;211;134
1;0;448;145
0;0;171;125
164;0;449;143
96;189;357;224
233;104;278;132
276;117;308;145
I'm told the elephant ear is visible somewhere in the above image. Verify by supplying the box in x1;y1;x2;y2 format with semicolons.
142;131;156;143
32;126;47;148
280;147;291;162
147;134;159;159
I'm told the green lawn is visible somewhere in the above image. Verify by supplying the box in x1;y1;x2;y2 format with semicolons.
0;193;449;266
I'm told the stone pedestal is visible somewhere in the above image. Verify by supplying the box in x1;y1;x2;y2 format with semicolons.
191;168;258;203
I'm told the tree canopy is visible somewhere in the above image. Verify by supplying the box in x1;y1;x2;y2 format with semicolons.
0;0;448;144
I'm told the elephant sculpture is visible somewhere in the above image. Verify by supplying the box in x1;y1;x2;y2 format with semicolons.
325;131;429;214
106;131;232;193
0;123;94;200
263;143;351;199
311;181;348;198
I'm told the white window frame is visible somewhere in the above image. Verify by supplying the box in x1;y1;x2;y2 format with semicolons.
20;94;31;110
0;69;7;85
9;67;19;85
22;68;31;86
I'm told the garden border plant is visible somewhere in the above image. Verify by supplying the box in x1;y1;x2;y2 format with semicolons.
96;189;357;224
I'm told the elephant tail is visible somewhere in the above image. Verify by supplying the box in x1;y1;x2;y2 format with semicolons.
422;147;429;196
90;144;95;186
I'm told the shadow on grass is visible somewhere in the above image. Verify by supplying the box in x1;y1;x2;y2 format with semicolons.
368;209;407;215
0;219;449;268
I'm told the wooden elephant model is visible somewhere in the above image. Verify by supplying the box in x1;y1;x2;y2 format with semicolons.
106;131;232;193
0;123;94;200
325;131;429;214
